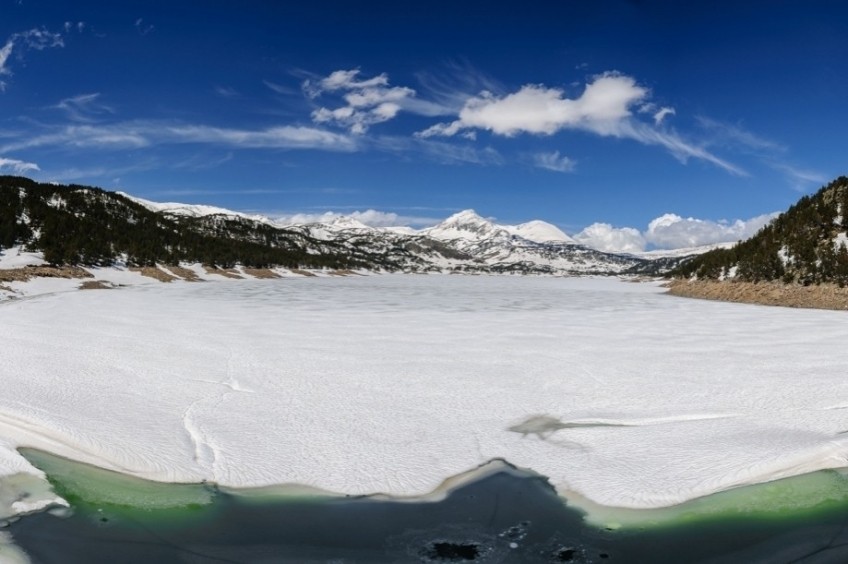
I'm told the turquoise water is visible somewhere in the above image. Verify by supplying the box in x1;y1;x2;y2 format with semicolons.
7;449;848;563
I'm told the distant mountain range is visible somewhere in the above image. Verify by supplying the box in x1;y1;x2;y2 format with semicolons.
0;176;705;276
672;176;848;286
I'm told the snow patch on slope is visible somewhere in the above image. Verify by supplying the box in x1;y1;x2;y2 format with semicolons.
120;193;275;225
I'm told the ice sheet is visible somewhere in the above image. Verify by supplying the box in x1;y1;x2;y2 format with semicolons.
1;275;847;518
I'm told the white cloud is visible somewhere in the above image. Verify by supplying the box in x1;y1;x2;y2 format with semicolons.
417;72;740;174
418;73;648;138
0;157;40;173
644;212;778;249
532;150;575;173
276;209;438;228
653;107;675;125
305;69;449;134
574;212;779;253
573;223;646;253
0;27;64;89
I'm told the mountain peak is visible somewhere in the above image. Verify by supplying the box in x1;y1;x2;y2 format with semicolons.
423;209;504;241
442;209;487;223
506;220;575;244
328;216;372;230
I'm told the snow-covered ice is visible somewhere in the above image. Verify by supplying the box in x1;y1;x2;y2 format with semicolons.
1;275;847;519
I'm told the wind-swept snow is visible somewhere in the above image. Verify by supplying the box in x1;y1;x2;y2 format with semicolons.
1;275;847;519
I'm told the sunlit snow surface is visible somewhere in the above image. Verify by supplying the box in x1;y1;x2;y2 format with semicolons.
2;275;848;516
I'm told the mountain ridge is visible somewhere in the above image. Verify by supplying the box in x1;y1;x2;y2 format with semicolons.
0;175;699;276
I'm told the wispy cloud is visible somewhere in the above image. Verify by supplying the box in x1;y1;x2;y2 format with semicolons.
414;59;505;113
0;121;357;153
373;135;503;166
214;86;239;98
696;117;826;189
616;121;746;175
532;150;575;173
696;117;786;152
51;93;115;122
163;124;357;150
0;157;40;173
263;80;298;96
0;27;64;91
63;21;86;33
770;163;828;191
134;18;154;36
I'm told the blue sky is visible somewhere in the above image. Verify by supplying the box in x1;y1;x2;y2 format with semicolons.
1;0;846;250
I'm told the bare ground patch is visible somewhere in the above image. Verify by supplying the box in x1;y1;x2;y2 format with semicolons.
665;279;848;310
0;265;93;283
203;266;243;279
242;267;281;279
79;280;115;290
163;265;202;281
129;266;178;282
289;268;317;277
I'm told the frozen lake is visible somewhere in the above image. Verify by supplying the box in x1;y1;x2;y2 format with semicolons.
1;274;847;519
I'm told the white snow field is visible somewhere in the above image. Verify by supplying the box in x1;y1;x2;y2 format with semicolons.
1;275;848;519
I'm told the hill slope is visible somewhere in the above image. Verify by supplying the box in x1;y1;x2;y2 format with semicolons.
670;176;848;286
0;176;389;270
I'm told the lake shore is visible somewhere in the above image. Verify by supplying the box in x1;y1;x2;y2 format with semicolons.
665;279;848;310
7;449;848;563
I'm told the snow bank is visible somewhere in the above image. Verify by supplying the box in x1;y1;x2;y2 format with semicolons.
1;275;847;519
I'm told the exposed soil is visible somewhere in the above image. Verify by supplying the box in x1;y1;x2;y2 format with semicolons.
129;266;177;282
79;280;114;290
163;265;202;281
665;279;848;310
289;268;317;277
203;266;243;279
0;265;93;283
241;267;281;279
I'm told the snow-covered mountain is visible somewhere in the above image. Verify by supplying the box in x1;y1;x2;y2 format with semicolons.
505;220;575;244
284;208;665;275
116;197;702;274
1;176;703;275
120;193;276;225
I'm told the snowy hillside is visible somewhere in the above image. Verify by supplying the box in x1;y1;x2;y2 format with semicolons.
0;175;700;276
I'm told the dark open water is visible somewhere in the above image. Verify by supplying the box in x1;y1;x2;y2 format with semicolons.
6;451;848;563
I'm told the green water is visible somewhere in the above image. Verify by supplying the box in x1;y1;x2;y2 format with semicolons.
7;449;848;563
